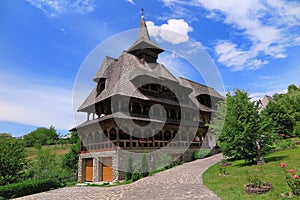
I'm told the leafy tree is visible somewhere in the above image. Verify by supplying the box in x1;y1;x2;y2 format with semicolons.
61;140;80;175
217;90;274;163
260;101;294;137
262;84;300;138
0;137;28;185
23;126;59;147
69;131;79;144
29;149;59;179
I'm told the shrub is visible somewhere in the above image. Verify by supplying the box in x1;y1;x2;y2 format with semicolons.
140;153;149;178
281;163;300;195
0;178;63;199
275;139;296;149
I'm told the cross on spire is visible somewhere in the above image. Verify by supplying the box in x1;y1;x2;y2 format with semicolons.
141;8;144;18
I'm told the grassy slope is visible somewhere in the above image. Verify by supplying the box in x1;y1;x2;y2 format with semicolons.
25;144;72;160
203;147;300;200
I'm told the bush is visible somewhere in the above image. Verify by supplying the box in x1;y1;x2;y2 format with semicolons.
275;139;296;149
0;178;63;199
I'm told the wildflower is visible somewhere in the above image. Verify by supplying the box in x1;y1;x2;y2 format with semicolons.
281;163;286;168
294;174;299;179
290;169;294;174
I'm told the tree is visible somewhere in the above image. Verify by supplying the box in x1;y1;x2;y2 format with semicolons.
262;84;300;138
23;126;59;147
30;149;59;179
69;131;79;144
217;90;274;163
62;140;80;175
260;101;294;137
0;137;28;185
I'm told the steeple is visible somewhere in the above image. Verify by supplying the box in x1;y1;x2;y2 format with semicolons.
127;9;164;63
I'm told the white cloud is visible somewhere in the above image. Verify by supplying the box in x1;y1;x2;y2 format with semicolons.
0;70;74;130
126;0;135;5
146;19;193;44
26;0;96;17
161;0;300;71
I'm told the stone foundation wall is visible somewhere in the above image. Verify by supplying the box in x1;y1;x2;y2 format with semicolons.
78;147;201;182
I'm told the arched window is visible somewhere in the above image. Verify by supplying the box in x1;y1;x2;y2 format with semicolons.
164;130;171;141
96;78;106;96
150;84;158;92
132;103;142;114
109;128;117;140
170;109;177;119
154;131;162;140
119;128;130;140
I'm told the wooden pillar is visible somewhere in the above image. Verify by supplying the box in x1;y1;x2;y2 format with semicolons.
87;113;90;121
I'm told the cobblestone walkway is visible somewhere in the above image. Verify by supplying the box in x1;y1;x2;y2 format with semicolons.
15;153;222;200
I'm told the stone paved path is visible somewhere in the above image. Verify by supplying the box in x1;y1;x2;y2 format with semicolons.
15;153;222;200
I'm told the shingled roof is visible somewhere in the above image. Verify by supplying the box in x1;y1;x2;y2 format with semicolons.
93;56;116;82
178;77;224;100
77;13;222;114
127;13;163;54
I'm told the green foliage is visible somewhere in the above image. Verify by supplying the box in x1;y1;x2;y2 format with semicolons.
61;140;80;175
265;84;300;138
28;148;60;180
69;131;79;144
0;178;63;199
0;137;28;186
125;154;133;181
140;153;149;178
158;154;172;169
274;139;296;149
132;160;141;181
260;101;294;137
193;149;211;160
203;148;300;200
217;89;275;162
149;167;165;176
131;153;149;181
23;126;59;147
209;100;226;140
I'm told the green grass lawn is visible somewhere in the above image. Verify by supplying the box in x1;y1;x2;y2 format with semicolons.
203;147;300;200
25;144;72;160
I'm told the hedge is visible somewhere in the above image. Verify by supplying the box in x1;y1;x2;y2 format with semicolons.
0;178;63;199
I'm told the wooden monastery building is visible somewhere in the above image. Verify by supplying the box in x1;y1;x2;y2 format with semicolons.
75;13;223;182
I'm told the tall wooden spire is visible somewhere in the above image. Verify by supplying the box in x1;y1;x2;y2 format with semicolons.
127;9;164;63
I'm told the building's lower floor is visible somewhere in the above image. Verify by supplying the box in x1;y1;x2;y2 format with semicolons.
78;145;213;182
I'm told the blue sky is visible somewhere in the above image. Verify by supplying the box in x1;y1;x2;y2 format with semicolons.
0;0;299;137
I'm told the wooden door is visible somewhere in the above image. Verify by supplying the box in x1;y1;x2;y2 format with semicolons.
102;157;113;182
85;158;93;182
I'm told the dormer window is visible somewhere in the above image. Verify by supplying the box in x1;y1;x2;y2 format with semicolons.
96;78;106;96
